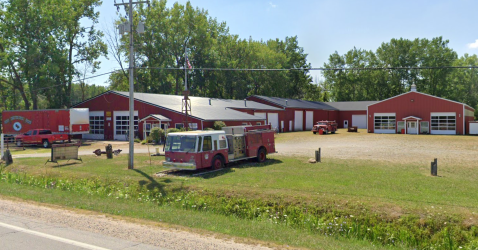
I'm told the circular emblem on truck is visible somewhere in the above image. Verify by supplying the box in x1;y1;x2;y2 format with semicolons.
13;122;22;131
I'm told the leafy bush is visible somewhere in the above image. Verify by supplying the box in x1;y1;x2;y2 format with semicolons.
150;127;164;144
167;128;181;133
134;138;141;143
204;127;214;131
213;121;226;130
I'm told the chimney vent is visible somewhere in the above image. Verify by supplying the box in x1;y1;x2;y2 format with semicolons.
285;100;288;106
209;98;211;105
411;84;417;92
244;99;247;107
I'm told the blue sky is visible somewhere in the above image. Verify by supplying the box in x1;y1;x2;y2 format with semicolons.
91;0;478;86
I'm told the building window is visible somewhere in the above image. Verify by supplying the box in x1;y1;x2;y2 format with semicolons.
90;115;104;135
115;115;138;135
431;115;455;131
256;122;261;125
188;123;198;130
374;115;396;130
397;121;405;133
175;123;184;129
420;121;429;134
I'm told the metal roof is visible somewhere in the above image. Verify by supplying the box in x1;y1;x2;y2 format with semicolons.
249;95;337;110
112;91;277;121
324;101;379;111
139;114;172;122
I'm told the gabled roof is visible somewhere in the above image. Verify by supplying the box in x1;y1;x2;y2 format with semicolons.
402;116;422;120
73;91;279;121
249;95;337;110
324;101;378;111
368;91;474;110
139;114;171;122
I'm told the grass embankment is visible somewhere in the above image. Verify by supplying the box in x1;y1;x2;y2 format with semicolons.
1;154;478;249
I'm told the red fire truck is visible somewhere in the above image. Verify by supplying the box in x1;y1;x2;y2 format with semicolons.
312;120;338;134
163;125;276;170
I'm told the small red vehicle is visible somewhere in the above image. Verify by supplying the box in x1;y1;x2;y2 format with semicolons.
312;120;338;134
15;129;69;148
163;125;276;170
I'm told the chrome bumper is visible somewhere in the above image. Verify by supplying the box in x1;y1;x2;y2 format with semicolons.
162;161;196;170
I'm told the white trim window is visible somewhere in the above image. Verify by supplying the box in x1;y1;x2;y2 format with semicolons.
374;113;396;134
431;112;456;135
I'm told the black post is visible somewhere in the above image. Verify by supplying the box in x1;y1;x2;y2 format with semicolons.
318;148;321;162
106;144;113;159
431;158;437;176
4;149;12;165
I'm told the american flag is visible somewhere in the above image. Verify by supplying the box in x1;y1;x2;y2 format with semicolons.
186;55;192;69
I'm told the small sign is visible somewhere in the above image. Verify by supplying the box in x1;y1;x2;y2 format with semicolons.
106;117;112;121
106;111;112;117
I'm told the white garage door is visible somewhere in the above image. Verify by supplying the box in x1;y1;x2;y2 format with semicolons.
267;113;279;131
294;111;303;131
352;115;367;129
431;112;456;135
305;111;314;130
114;111;139;140
470;123;478;135
254;112;267;125
83;111;104;140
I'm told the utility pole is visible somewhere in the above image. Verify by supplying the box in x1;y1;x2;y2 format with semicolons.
182;44;191;131
114;0;149;169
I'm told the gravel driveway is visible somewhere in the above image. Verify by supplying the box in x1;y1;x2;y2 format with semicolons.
275;129;478;167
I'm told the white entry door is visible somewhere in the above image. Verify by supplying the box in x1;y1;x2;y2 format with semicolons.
344;120;349;128
267;113;279;131
305;111;313;130
294;111;303;131
407;121;418;134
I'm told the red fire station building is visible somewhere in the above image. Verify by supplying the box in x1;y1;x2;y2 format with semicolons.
367;84;475;135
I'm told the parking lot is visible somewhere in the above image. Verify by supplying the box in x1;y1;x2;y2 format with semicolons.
275;129;478;167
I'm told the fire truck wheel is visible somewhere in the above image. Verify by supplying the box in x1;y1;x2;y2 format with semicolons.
211;155;224;170
42;140;51;148
313;132;316;134
324;129;328;134
16;140;22;147
331;131;336;134
257;148;267;163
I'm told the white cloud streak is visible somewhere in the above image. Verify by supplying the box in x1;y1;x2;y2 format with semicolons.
269;2;277;8
468;39;478;49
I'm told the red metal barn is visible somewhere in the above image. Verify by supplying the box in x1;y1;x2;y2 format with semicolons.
246;95;338;132
326;101;378;128
367;85;475;135
72;91;280;140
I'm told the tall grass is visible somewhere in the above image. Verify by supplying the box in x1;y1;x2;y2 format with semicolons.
1;169;477;250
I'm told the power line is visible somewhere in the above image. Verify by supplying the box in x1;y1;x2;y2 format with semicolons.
135;66;478;71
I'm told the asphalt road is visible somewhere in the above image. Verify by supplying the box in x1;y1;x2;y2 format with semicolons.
0;212;165;250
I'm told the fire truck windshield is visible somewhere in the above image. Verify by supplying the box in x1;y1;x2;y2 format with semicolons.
165;135;197;152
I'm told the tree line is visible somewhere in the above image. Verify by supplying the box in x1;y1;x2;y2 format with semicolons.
108;0;317;101
323;37;478;112
1;0;477;114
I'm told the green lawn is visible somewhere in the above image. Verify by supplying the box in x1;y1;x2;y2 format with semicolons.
2;153;478;249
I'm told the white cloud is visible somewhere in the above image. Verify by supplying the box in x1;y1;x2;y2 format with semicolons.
468;39;478;49
269;2;277;8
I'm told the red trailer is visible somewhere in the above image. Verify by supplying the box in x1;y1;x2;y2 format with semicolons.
163;124;276;170
2;109;90;135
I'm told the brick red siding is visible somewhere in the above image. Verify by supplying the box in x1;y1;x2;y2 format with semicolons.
367;92;474;135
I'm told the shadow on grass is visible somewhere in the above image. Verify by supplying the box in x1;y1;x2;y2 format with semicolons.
134;169;168;194
198;158;283;179
47;161;83;168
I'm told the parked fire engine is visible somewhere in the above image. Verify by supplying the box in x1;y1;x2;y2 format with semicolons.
163;125;276;170
312;120;338;134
